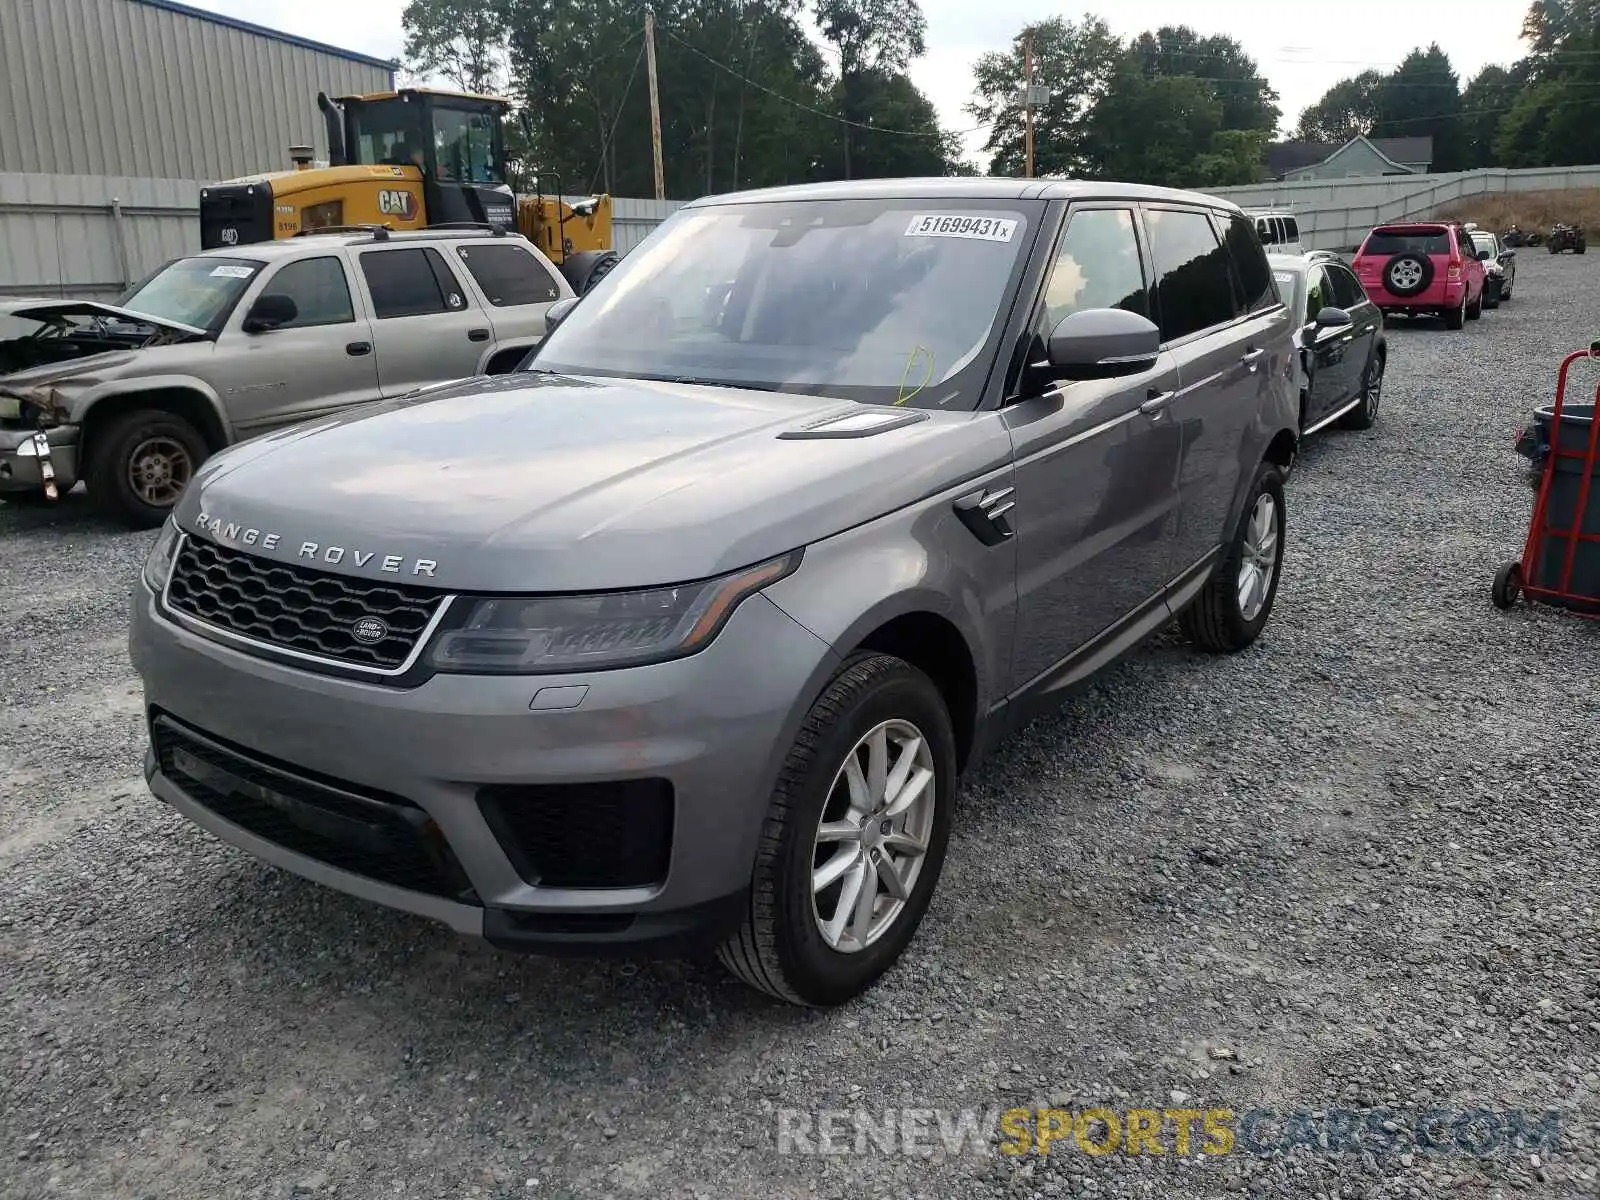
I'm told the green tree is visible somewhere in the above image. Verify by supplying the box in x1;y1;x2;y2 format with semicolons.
813;0;929;177
966;16;1124;177
402;0;511;94
1126;26;1280;134
1459;63;1525;167
1294;71;1383;142
1495;0;1600;166
1370;45;1464;170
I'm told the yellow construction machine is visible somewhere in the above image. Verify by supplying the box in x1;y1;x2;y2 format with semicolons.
197;88;619;292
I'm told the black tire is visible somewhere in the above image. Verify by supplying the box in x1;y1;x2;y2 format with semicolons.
86;407;208;530
717;653;957;1007
1178;460;1287;654
1492;561;1523;610
559;249;619;295
1467;290;1483;320
1339;351;1383;430
1383;252;1433;297
1485;279;1501;309
1444;293;1466;330
1578;241;1587;255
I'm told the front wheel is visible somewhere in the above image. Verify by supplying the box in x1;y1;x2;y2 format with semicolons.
1179;461;1287;654
1467;290;1483;320
1492;561;1524;610
1339;353;1383;430
86;408;208;530
717;653;956;1007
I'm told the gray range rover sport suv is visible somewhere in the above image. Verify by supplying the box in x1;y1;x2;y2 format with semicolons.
130;178;1300;1007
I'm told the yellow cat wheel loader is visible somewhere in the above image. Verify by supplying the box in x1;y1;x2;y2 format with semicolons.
197;88;620;293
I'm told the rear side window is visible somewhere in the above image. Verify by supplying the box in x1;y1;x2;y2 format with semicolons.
1282;216;1300;241
1221;214;1277;313
1362;228;1450;257
454;243;563;306
1146;207;1240;342
359;247;467;319
1039;207;1150;330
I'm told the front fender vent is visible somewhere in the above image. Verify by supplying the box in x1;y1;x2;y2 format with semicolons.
777;408;929;440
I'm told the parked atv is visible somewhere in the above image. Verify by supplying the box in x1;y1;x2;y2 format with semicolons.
1548;223;1587;254
1503;225;1534;248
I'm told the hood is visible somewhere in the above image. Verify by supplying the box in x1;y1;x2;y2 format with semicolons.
0;299;205;338
178;372;1013;593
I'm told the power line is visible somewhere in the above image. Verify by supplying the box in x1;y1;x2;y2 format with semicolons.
588;39;648;193
657;23;975;139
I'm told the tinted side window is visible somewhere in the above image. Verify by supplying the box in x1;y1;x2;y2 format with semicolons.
1304;267;1329;321
262;256;354;328
360;248;450;319
455;243;562;306
1040;207;1150;330
1146;207;1240;342
1221;214;1276;313
1283;216;1300;241
1327;264;1365;309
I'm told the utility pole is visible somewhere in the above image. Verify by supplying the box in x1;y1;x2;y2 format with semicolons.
1023;26;1035;179
644;8;666;201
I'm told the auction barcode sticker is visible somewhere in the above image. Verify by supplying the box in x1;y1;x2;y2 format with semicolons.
904;214;1018;242
210;265;254;279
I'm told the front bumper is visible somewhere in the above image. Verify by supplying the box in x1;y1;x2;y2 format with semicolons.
129;578;840;953
0;425;79;495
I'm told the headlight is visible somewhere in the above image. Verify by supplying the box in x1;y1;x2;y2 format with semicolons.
427;551;802;674
142;517;182;592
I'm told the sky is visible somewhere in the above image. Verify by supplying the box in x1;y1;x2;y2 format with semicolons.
186;0;1531;165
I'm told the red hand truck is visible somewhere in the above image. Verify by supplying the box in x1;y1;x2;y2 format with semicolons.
1493;340;1600;617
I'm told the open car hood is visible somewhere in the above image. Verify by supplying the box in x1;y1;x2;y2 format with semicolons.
0;299;206;338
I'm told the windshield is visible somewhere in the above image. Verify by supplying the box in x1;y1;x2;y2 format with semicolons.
528;199;1037;410
1471;233;1498;256
119;257;264;330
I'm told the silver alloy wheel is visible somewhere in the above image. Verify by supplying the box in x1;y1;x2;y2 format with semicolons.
810;718;936;953
1388;259;1424;291
1236;493;1280;623
127;436;193;507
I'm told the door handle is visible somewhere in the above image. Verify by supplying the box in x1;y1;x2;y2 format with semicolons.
1241;348;1266;372
1140;388;1174;416
468;327;490;342
346;341;371;356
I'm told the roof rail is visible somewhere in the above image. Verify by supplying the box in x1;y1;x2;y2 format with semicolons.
293;223;392;240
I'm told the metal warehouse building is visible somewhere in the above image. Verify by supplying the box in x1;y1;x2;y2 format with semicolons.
1;0;394;181
0;0;395;296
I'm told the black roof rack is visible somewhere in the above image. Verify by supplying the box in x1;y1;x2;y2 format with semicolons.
293;223;391;240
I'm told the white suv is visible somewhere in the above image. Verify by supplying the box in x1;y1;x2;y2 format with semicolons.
1246;210;1306;255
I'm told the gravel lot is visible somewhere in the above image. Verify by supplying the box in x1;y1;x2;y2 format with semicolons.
4;252;1599;1200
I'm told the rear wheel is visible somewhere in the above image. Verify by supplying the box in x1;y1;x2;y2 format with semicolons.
1179;460;1286;654
1444;293;1466;330
1467;290;1483;320
87;407;208;530
717;653;956;1007
1492;562;1524;610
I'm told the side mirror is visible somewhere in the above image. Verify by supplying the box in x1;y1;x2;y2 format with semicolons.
1501;249;1517;261
543;295;578;333
1044;308;1161;380
1476;249;1492;261
241;293;297;333
1314;306;1353;330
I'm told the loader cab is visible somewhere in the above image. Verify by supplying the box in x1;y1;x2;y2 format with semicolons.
328;88;517;233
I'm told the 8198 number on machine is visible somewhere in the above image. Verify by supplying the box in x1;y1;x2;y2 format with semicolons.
904;214;1018;242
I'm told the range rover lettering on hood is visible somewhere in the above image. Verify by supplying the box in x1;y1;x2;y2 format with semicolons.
194;512;439;578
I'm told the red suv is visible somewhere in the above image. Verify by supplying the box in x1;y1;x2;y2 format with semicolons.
1353;222;1486;329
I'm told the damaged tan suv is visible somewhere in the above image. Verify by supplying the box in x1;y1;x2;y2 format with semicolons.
0;226;571;527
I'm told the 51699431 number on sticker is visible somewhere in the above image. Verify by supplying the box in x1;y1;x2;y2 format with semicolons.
904;214;1018;243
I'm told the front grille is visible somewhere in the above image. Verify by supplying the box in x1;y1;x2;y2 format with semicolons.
164;536;445;670
478;780;674;889
152;714;473;900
